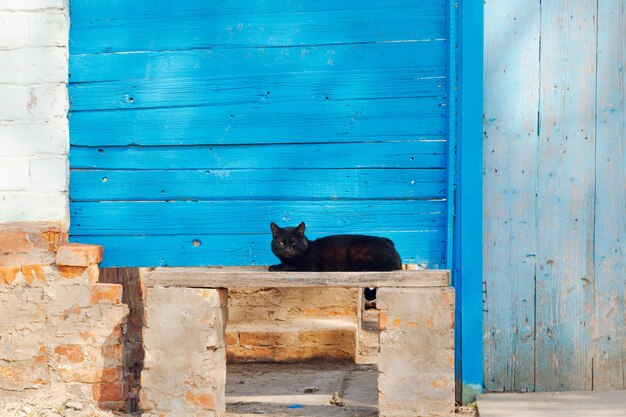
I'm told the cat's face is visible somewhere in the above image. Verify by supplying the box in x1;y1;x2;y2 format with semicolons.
270;222;309;259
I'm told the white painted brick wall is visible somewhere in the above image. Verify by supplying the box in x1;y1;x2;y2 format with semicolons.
0;1;69;226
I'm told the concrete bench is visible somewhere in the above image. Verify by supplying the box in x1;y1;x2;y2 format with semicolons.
140;267;454;417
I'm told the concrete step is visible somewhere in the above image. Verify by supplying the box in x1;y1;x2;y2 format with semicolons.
477;390;626;417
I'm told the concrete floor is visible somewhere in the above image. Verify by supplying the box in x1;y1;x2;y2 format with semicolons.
226;362;378;417
226;309;380;417
477;390;626;417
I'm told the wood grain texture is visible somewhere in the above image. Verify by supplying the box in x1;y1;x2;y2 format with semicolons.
69;98;446;147
69;40;446;83
482;0;540;392
69;0;446;53
69;169;447;201
69;76;446;114
68;0;452;270
535;0;597;391
143;267;450;289
69;142;447;170
70;0;446;22
71;232;446;268
484;0;626;392
592;0;626;391
69;200;445;235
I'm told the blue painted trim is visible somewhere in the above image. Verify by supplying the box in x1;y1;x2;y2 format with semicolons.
454;0;484;404
445;0;458;270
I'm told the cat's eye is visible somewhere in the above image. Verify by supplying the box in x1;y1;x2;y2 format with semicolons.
279;241;285;246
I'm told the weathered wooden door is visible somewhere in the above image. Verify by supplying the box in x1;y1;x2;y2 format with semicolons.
483;0;625;393
68;0;456;268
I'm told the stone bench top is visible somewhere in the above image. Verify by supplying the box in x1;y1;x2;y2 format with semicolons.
143;267;450;288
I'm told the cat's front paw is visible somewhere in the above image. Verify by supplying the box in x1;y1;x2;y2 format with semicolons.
268;263;296;271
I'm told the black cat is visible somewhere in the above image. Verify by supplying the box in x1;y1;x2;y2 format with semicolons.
268;222;402;272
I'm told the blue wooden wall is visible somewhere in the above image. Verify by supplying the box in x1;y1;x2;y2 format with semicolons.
484;0;625;392
68;0;455;268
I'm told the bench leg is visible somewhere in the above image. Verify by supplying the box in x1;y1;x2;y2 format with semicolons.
377;287;455;417
141;287;228;416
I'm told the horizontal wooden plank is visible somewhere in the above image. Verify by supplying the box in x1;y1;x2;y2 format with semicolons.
70;0;446;22
69;231;446;267
70;2;446;53
69;169;447;201
69;97;446;146
70;1;447;54
69;73;447;112
70;200;446;235
144;267;450;288
69;142;447;170
69;40;446;83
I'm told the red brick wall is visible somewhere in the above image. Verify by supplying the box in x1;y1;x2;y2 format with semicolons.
0;223;128;411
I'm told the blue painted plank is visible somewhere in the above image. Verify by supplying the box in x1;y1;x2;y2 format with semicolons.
456;0;483;404
535;0;597;392
70;0;445;22
69;230;446;268
592;0;625;390
69;169;447;201
69;74;446;112
69;200;446;235
482;0;540;392
69;0;445;21
69;98;446;146
69;142;447;170
69;42;446;83
69;1;446;53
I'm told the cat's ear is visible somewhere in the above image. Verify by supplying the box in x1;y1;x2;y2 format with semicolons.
270;222;280;238
295;222;306;236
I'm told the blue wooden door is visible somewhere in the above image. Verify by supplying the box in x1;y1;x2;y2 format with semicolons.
68;0;453;268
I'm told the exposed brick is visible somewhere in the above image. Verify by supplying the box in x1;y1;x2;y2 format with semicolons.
297;328;356;345
92;382;125;402
0;331;46;361
0;229;35;253
58;366;123;384
273;345;354;362
101;343;124;360
185;391;216;410
91;283;122;304
238;330;296;347
226;346;274;362
303;306;357;318
21;264;46;284
56;244;103;267
57;265;86;279
0;363;50;390
54;344;84;363
86;263;100;283
224;331;239;346
34;345;48;363
379;311;389;330
0;224;66;267
0;266;20;284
